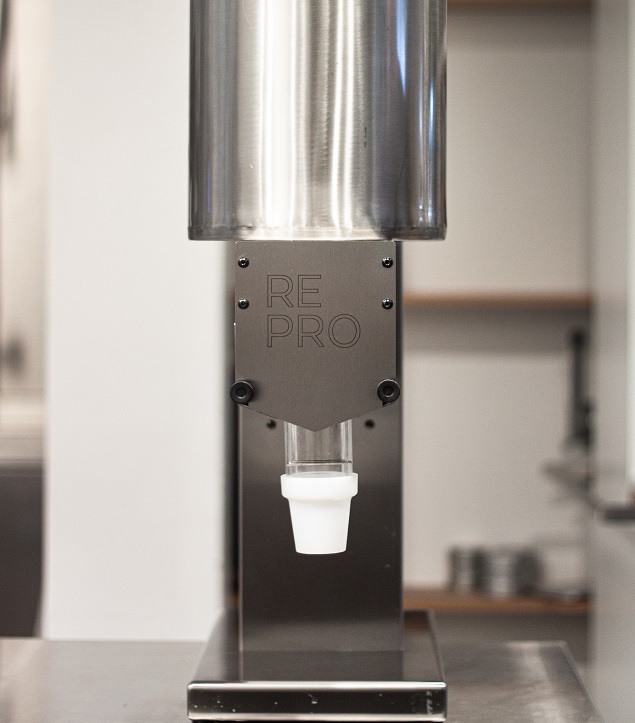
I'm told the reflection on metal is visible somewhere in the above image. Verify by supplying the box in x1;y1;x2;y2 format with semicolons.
188;612;447;721
189;0;446;241
440;640;601;722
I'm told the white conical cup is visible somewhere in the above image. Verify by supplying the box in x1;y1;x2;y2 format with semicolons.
281;473;358;554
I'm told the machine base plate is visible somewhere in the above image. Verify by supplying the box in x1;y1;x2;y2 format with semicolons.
188;611;447;721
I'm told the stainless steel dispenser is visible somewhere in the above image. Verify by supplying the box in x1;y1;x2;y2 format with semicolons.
188;1;447;719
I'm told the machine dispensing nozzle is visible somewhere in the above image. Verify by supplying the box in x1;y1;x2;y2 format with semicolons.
281;420;358;554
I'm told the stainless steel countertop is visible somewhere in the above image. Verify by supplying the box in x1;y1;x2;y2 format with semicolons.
0;639;600;722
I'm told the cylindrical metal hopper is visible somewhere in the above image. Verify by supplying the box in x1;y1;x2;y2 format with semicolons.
190;0;446;241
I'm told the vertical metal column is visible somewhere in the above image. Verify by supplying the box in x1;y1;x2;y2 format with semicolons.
189;0;446;242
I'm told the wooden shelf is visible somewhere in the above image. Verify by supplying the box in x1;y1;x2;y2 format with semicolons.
403;291;592;312
449;0;591;9
404;587;590;615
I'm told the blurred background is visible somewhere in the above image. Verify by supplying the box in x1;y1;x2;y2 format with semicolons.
1;0;634;721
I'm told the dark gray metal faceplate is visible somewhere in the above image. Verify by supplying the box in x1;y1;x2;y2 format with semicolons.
234;241;397;431
239;403;402;653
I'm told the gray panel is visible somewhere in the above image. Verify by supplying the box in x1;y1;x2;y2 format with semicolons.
189;0;446;242
240;403;402;653
234;241;397;431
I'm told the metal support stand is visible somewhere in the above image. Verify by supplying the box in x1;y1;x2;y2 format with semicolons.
187;1;449;718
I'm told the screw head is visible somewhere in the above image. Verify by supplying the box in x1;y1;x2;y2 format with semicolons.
377;379;401;405
237;298;250;310
382;299;394;310
382;257;394;268
238;257;249;268
230;380;254;405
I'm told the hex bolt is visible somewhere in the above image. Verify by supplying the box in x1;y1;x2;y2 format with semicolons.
382;257;394;268
238;257;249;268
377;379;401;405
230;380;255;405
237;298;250;310
382;299;394;309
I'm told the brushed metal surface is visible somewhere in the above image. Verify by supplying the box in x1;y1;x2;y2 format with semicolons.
441;641;601;722
240;403;402;653
0;636;600;722
188;612;446;721
189;0;446;242
0;639;193;723
234;241;397;430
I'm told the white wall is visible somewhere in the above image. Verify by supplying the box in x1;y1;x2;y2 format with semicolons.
404;9;591;294
589;0;635;717
44;1;225;640
403;9;592;586
403;308;589;587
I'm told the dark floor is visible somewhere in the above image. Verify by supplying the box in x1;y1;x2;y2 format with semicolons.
0;463;42;636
